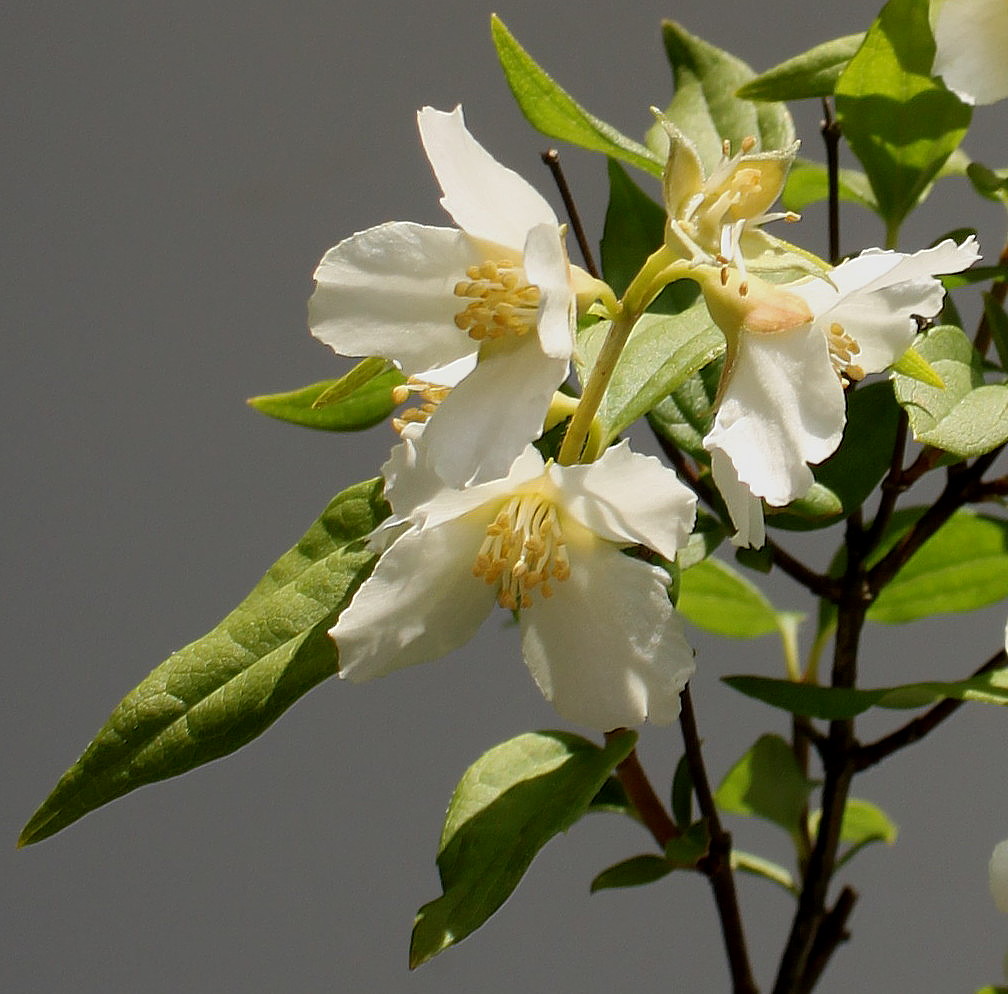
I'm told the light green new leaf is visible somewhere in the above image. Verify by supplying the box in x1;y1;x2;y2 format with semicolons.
809;797;898;868
737;33;865;102
781;159;878;213
835;0;971;239
677;558;779;637
247;361;405;431
410;730;636;968
869;511;1008;623
715;734;816;834
724;667;1008;720
576;311;723;444
20;479;389;846
892;325;1008;457
491;16;662;177
648;20;795;172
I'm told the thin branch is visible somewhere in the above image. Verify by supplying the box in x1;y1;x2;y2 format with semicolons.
862;409;909;552
766;539;841;601
796;886;858;994
605;733;679;846
541;149;600;278
680;686;759;994
820;99;841;265
855;648;1008;771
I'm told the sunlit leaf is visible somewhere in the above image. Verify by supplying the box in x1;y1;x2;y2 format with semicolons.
677;558;779;637
737;33;865;101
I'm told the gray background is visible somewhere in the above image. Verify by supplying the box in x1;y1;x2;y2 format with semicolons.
5;1;1008;991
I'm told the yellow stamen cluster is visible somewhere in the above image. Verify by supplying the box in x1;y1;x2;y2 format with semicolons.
453;260;541;342
827;322;865;386
472;494;571;610
391;377;451;434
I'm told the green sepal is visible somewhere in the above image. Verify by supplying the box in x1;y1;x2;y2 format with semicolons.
892;325;1008;457
647;20;795;172
834;0;971;239
723;667;1008;720
410;729;636;968
490;16;662;177
890;345;945;388
19;479;389;847
736;33;865;101
247;360;406;431
714;734;816;835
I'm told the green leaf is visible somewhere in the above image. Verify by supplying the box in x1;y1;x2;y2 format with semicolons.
835;0;971;238
490;16;662;176
647;358;722;461
892;325;1008;457
781;159;878;213
410;730;636;968
648;20;795;172
983;292;1008;372
737;33;865;101
587;775;633;817
590;854;675;893
731;851;798;894
19;479;389;846
967;162;1008;206
676;512;728;572
714;734;816;834
870;511;1008;623
724;667;1008;720
576;310;723;444
890;344;945;388
942;265;1008;289
677;558;779;637
809;797;898;868
247;364;406;431
671;753;694;828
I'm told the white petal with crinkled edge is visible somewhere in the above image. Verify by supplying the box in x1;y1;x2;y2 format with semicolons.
309;221;483;376
418;105;558;250
710;449;767;548
792;238;980;372
705;326;844;508
932;0;1008;105
419;334;568;487
332;511;498;682
551;441;697;561
522;222;576;360
520;529;694;730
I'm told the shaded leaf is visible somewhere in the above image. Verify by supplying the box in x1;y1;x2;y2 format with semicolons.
20;480;389;846
410;730;636;967
647;358;722;461
715;734;816;833
671;753;694;828
737;33;865;101
590;854;675;893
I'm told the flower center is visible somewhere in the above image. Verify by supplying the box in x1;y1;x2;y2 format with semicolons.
453;260;541;342
826;322;866;386
391;377;451;434
472;493;571;610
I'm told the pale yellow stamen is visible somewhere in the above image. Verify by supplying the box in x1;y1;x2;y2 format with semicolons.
472;494;570;610
827;322;865;386
391;376;451;435
453;260;541;342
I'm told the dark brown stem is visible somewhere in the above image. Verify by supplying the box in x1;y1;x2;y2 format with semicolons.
974;243;1008;357
855;648;1008;771
820;99;842;265
541;149;600;279
862;409;909;552
796;886;858;994
680;686;759;994
605;733;679;846
766;539;841;601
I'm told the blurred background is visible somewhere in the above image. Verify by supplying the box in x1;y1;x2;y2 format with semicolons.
4;1;1007;991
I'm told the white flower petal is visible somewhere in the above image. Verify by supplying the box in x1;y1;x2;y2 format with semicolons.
379;423;444;526
522;222;576;360
418;105;558;250
520;533;694;730
710;448;767;549
551;441;697;560
309;221;481;376
932;0;1008;105
991;839;1008;913
332;513;497;682
705;327;845;507
419;336;568;487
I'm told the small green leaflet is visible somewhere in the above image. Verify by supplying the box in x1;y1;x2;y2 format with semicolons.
410;730;636;968
736;33;865;101
20;479;389;846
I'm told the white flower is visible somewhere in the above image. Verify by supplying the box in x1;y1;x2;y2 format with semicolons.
309;105;599;488
699;237;980;548
331;442;698;731
931;0;1008;105
991;838;1008;913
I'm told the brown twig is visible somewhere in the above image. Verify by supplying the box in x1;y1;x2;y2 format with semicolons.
541;149;600;278
820;99;842;265
604;733;679;847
